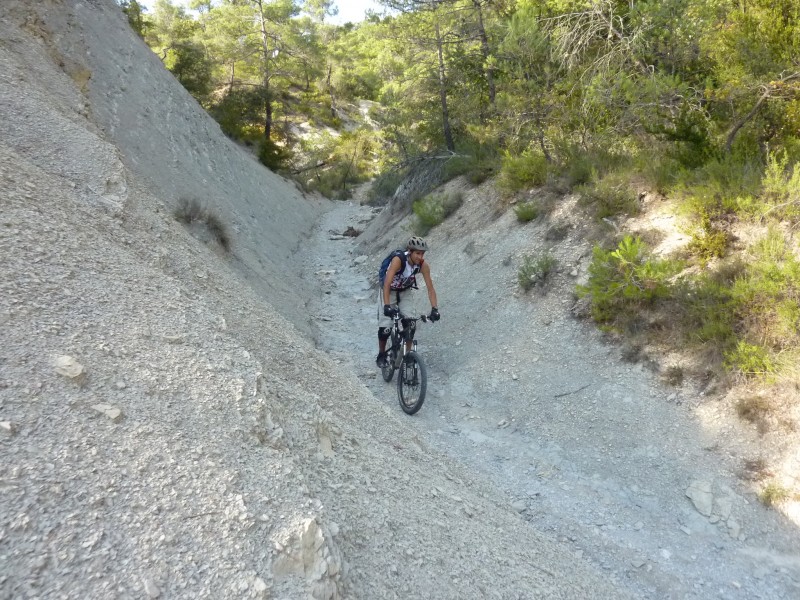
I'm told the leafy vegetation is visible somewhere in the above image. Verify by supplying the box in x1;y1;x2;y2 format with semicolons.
578;236;683;323
412;191;463;235
759;482;792;507
122;0;800;390
514;201;539;223
518;252;557;292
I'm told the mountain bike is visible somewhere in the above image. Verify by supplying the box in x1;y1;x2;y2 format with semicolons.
381;311;431;415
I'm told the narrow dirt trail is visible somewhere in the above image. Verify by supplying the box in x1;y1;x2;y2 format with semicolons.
304;199;800;600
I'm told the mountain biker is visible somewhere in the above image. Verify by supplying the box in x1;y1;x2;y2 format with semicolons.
376;236;440;368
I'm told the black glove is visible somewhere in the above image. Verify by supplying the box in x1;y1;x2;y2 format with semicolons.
384;304;398;318
429;307;440;322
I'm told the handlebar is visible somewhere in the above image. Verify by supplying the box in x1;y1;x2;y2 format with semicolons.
393;312;433;323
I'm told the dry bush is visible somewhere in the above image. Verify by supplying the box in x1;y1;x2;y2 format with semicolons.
174;198;231;253
735;395;774;434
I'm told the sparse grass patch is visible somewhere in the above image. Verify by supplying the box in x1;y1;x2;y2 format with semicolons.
545;223;571;241
759;481;792;507
174;197;204;224
663;365;684;386
735;395;773;433
514;201;539;223
203;212;231;252
412;191;464;235
174;198;231;253
518;252;557;292
741;457;769;481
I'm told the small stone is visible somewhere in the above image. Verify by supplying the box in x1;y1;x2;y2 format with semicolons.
253;577;268;593
115;381;127;390
353;255;368;265
54;355;86;382
0;421;16;435
143;578;160;598
511;500;527;513
631;559;646;569
92;404;123;423
633;521;644;531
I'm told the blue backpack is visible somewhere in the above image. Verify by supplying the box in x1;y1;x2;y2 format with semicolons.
378;249;407;285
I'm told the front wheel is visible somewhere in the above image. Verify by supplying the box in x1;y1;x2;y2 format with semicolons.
381;350;396;382
397;351;426;415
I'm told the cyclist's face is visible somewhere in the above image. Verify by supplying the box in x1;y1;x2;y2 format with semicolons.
409;250;425;264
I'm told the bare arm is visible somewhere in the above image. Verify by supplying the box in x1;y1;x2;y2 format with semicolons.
420;262;438;308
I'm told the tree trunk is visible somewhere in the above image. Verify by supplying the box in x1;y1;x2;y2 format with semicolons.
473;0;495;108
435;21;455;152
255;0;273;141
327;64;336;119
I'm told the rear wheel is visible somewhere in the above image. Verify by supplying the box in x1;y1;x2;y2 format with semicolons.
397;351;426;415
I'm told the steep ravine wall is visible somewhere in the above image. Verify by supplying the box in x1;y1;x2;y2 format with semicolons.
0;0;324;333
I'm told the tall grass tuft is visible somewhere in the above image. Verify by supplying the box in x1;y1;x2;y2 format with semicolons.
174;198;232;253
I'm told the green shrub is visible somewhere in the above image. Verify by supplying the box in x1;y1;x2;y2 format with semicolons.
578;174;640;219
759;482;791;507
412;191;464;234
443;153;498;185
756;150;800;222
686;213;729;262
368;171;404;203
634;151;681;194
258;138;292;171
514;201;539;222
577;236;683;323
518;252;557;292
498;151;548;194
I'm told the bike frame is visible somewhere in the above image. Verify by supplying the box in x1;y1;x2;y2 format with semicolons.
387;312;423;367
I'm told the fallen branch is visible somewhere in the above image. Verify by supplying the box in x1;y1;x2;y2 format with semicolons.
554;384;591;398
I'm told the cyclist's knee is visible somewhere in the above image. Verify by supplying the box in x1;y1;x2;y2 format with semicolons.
378;327;391;341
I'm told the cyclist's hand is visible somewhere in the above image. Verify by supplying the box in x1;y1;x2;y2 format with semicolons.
383;304;398;318
429;307;440;322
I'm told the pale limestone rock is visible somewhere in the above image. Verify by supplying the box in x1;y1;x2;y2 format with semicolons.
253;577;268;594
54;355;86;383
92;403;123;423
686;481;713;517
143;578;160;598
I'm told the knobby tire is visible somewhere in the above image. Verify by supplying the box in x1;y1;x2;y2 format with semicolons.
398;351;426;415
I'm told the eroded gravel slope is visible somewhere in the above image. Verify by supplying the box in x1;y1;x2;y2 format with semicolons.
309;189;800;599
